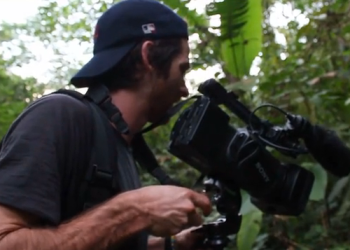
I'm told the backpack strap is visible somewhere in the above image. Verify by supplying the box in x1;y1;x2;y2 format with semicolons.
84;84;129;135
80;101;117;210
50;89;118;212
84;83;180;186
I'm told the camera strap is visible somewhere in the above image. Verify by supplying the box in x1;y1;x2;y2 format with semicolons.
133;95;200;185
139;95;200;134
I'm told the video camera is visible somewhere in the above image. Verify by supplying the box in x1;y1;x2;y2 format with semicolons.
167;79;315;249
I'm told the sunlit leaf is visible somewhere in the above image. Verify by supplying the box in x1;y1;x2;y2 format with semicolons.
237;210;263;250
206;0;263;78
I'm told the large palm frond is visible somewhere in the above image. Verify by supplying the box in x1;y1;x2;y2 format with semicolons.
206;0;263;78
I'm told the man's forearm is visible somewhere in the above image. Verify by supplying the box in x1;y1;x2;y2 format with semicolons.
148;236;165;250
0;191;150;250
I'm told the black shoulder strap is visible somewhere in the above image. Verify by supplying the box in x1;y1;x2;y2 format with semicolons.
49;88;117;211
79;101;117;210
84;84;129;134
84;84;182;186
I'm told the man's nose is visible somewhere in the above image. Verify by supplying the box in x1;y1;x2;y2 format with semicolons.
180;86;189;97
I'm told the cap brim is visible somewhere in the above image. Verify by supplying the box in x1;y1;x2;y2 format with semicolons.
70;42;137;88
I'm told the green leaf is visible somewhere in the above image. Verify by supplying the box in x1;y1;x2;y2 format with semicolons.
237;210;263;250
240;190;259;215
207;0;263;78
302;163;328;201
345;98;350;106
327;176;349;202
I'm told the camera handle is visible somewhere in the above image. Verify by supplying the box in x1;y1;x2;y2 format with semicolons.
192;178;243;250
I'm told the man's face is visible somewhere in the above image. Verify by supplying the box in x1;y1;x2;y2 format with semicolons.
147;39;190;123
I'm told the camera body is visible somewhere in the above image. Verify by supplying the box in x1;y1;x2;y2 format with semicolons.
168;79;315;217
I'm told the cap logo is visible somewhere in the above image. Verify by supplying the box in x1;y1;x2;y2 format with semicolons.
142;23;156;34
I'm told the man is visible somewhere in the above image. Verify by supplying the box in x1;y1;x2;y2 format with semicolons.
0;0;213;250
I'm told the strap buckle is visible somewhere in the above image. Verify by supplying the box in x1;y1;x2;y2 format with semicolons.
84;83;130;134
84;84;110;104
90;164;113;186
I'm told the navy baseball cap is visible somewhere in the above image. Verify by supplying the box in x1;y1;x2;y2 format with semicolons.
70;0;189;88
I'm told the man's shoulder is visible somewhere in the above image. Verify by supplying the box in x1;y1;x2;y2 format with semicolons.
34;91;90;112
7;90;94;140
22;91;92;122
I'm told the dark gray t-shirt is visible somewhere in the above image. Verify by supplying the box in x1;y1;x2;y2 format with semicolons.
0;93;94;225
0;92;149;250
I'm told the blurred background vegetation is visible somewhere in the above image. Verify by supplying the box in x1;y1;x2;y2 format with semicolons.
1;0;350;249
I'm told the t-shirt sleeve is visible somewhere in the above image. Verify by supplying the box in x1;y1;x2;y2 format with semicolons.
0;94;88;225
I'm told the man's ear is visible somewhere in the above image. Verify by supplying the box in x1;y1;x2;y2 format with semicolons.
141;40;155;72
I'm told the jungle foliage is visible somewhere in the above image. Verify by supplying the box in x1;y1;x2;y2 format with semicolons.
1;0;350;249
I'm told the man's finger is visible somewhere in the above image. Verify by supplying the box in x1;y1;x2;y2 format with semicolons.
187;211;203;227
189;191;212;216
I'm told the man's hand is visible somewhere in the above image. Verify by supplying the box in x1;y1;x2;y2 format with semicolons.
174;227;211;250
137;185;212;237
